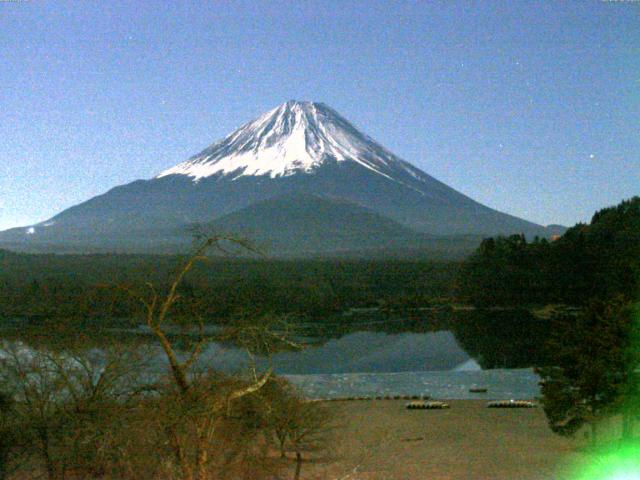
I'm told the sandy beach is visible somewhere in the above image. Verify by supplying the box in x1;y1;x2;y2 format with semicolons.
302;399;588;480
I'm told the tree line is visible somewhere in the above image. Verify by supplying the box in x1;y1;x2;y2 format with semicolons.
456;197;640;307
459;197;640;445
0;252;458;324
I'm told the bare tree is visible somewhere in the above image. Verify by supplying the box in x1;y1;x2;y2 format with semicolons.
0;342;68;480
0;340;148;480
116;234;299;480
251;378;335;480
283;399;335;480
1;234;329;480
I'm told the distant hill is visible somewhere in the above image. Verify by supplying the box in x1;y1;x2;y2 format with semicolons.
211;193;426;253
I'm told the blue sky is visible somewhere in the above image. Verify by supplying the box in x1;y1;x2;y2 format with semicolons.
1;0;638;230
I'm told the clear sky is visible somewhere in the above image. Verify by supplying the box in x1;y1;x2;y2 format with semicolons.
1;0;638;230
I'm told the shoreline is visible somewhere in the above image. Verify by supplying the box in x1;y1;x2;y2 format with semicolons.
304;399;586;480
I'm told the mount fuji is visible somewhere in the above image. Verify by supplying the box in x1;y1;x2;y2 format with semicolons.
0;101;557;256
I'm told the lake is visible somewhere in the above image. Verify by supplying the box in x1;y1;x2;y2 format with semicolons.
0;309;547;399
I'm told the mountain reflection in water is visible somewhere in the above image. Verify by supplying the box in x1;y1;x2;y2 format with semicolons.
1;310;550;399
1;309;549;375
200;330;471;374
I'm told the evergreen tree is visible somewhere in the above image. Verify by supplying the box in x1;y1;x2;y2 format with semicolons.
535;298;640;443
458;196;640;307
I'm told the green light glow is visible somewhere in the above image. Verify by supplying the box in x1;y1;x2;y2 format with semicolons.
571;443;640;480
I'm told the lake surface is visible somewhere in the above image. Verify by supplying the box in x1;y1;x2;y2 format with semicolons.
0;310;546;399
193;329;541;400
286;369;540;400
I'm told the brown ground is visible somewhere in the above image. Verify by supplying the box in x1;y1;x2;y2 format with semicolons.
301;399;591;480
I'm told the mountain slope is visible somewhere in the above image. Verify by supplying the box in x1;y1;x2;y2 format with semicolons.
210;192;431;254
0;100;555;254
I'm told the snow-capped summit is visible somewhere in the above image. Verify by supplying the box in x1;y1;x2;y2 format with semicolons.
157;100;405;181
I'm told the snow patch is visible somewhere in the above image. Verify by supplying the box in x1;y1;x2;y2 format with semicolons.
156;101;402;182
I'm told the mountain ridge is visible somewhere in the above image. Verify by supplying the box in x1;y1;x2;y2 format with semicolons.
0;100;561;256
